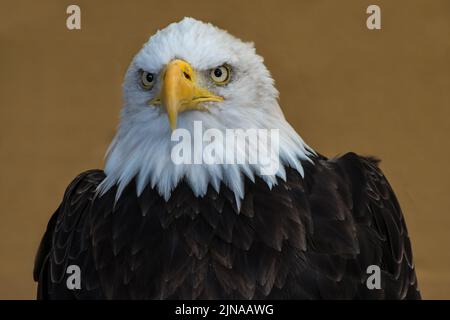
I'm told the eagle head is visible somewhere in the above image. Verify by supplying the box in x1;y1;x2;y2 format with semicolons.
99;17;313;206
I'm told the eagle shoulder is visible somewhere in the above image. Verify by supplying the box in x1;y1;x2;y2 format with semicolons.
332;152;421;299
34;169;105;299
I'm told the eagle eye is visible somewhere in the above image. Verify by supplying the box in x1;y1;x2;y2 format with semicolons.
140;70;155;90
210;65;231;85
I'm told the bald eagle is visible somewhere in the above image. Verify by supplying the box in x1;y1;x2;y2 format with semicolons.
34;18;420;299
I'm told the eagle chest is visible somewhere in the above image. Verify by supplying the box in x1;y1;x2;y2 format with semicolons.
90;175;308;299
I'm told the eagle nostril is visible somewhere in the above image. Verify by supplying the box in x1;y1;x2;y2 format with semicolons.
183;72;191;81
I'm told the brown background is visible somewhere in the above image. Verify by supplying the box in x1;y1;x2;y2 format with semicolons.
0;0;449;299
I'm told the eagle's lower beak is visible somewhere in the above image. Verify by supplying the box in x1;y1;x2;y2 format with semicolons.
149;59;223;130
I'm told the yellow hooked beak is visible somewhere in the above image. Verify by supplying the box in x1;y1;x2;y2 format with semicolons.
149;59;223;130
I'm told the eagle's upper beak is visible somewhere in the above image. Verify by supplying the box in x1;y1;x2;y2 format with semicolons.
149;59;223;130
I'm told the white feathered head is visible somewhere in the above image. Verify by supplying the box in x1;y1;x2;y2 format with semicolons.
99;18;313;205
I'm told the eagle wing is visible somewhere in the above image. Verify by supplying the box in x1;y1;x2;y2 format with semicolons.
302;152;421;299
34;170;106;299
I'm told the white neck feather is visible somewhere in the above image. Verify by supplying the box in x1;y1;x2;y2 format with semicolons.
98;102;314;208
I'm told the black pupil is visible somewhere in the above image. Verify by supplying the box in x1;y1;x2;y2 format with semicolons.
214;68;223;78
145;73;153;83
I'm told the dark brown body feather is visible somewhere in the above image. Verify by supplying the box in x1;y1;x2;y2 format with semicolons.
34;153;420;299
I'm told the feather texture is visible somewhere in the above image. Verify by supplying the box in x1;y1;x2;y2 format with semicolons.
34;153;420;299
